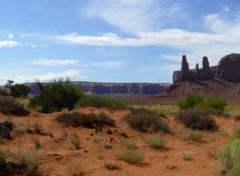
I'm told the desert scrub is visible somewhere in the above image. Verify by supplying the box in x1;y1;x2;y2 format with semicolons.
32;138;41;149
146;135;166;149
178;94;227;111
68;162;84;176
76;95;127;110
92;136;103;143
0;95;28;115
183;153;193;161
71;137;81;150
123;140;137;150
179;128;204;142
28;78;84;113
217;139;240;176
0;149;41;176
105;162;120;170
55;111;115;128
233;126;240;139
33;121;45;134
176;108;219;131
118;149;144;165
13;123;25;135
123;108;170;133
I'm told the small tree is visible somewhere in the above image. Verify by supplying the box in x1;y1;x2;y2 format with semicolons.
28;78;83;113
10;84;30;97
178;94;204;109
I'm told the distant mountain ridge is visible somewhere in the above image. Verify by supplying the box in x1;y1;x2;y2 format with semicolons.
24;82;170;95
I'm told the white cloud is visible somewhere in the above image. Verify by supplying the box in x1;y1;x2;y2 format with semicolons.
20;33;39;38
8;33;14;39
0;40;21;47
57;30;236;47
11;70;87;83
91;61;126;68
31;58;78;66
84;0;186;33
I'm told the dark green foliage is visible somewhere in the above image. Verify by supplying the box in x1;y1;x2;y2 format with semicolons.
176;108;219;131
0;95;28;115
124;109;170;133
178;94;227;111
76;95;127;110
55;112;115;128
28;78;83;113
0;121;14;140
10;84;30;97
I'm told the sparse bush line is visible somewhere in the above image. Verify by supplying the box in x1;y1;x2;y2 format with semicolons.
123;108;170;133
55;111;115;128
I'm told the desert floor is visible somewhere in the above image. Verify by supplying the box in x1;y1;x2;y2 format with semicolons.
0;106;238;176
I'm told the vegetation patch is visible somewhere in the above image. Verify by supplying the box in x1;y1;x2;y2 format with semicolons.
0;121;14;140
68;162;84;176
0;149;41;176
179;128;204;142
0;95;28;115
76;95;127;110
118;149;144;165
28;78;83;113
123;109;170;133
176;108;219;131
178;93;227;111
217;139;240;176
146;135;166;149
55;111;115;128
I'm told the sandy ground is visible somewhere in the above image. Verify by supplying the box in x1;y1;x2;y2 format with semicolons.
0;107;237;176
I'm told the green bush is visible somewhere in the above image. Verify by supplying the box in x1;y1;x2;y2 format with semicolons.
233;126;240;139
178;94;204;109
0;95;28;115
178;94;227;111
55;111;115;128
217;139;240;175
124;109;170;133
76;95;127;110
28;78;83;113
10;84;30;97
179;128;204;142
176;108;219;131
146;135;166;149
118;149;144;165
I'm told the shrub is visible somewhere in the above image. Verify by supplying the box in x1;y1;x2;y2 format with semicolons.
10;83;30;97
76;95;127;110
0;149;41;176
201;97;227;111
233;126;240;139
118;149;144;165
68;162;84;176
0;95;28;115
123;109;170;133
105;162;120;170
178;94;227;111
176;108;219;131
183;153;193;161
217;139;240;175
0;121;14;140
179;128;204;142
71;137;81;150
146;135;166;149
28;78;83;113
55;112;115;128
178;94;204;109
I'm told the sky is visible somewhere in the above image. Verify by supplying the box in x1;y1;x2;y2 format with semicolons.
0;0;240;85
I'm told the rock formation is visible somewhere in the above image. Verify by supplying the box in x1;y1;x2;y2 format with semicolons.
216;53;240;83
179;55;192;82
173;55;215;83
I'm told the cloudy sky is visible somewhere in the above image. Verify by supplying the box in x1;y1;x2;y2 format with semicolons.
0;0;240;84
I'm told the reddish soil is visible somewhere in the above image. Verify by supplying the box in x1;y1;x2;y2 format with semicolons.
0;107;238;176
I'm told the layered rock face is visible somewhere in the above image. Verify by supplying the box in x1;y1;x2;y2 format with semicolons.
215;53;240;82
173;53;240;84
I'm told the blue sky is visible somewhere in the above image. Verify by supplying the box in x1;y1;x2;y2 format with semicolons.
0;0;240;84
